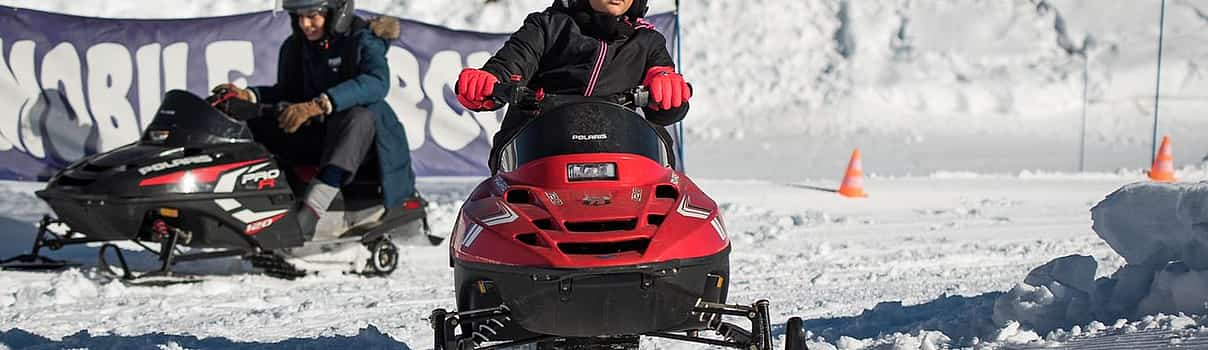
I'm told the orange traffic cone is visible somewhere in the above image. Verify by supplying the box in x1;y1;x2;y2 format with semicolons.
1148;136;1176;182
838;149;867;198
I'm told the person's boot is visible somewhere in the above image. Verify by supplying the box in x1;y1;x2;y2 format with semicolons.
295;181;339;241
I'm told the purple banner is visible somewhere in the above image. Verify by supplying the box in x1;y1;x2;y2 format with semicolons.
0;6;679;179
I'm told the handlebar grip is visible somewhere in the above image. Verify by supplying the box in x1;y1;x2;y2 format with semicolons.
632;86;650;108
491;82;521;105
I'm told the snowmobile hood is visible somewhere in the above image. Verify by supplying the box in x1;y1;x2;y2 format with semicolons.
451;153;728;268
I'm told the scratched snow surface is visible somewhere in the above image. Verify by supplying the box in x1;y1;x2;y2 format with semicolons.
2;175;1183;349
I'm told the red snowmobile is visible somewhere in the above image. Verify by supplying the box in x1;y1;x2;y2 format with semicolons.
430;84;809;350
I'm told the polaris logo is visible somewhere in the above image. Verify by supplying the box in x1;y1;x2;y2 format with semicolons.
138;155;214;175
571;134;607;141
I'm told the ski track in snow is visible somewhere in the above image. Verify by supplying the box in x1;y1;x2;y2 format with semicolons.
2;176;1192;349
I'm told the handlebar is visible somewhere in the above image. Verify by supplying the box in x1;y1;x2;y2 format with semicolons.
490;83;652;109
206;88;288;122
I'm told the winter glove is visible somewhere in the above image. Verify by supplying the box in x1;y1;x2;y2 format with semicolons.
642;66;691;111
210;83;254;102
369;16;401;40
456;68;499;111
278;100;325;134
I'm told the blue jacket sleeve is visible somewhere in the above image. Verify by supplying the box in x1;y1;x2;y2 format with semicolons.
250;41;289;105
324;30;391;112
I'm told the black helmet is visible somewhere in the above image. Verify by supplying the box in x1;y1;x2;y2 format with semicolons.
283;0;357;36
556;0;649;19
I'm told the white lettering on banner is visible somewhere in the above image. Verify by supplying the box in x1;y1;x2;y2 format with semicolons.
38;42;93;159
426;50;482;151
0;40;201;161
162;43;189;93
385;47;498;152
0;39;39;153
385;46;428;151
88;43;140;152
205;41;254;90
0;35;506;172
136;44;162;131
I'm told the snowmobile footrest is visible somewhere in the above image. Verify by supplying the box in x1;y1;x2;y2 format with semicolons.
0;215;93;271
0;254;77;271
432;299;794;350
432;306;520;350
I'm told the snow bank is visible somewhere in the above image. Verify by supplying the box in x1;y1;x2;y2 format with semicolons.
993;182;1208;341
1092;182;1208;268
826;330;950;350
994;259;1208;344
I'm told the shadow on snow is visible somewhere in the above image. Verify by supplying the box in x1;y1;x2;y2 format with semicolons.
796;292;1003;345
0;325;411;350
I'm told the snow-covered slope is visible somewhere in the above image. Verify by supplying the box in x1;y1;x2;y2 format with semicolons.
4;0;1206;180
0;176;1149;349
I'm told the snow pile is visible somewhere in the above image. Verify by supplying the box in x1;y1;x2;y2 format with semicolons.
818;330;951;350
992;255;1098;333
993;182;1208;340
1092;182;1208;268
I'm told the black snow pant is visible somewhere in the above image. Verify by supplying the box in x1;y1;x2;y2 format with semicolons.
250;107;376;185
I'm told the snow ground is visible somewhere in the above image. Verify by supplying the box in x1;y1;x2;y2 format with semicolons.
2;0;1208;349
0;175;1181;349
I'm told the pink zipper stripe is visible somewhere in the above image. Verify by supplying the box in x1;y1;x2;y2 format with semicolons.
635;18;656;30
584;40;607;96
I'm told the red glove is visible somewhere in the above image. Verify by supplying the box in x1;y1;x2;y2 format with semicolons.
642;66;691;111
456;68;499;111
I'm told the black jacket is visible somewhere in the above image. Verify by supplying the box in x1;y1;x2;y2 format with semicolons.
482;6;688;149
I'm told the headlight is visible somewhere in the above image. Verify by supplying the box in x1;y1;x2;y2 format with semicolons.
147;130;170;143
567;162;617;181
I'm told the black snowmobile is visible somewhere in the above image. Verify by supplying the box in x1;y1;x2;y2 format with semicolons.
0;90;437;281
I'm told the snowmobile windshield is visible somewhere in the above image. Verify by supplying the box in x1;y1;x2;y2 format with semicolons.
500;101;671;171
141;90;255;147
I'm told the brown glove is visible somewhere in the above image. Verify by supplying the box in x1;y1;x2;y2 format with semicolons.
278;100;325;134
210;83;253;102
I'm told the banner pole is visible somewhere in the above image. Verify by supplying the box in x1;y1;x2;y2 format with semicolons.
1151;0;1166;165
674;0;686;171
